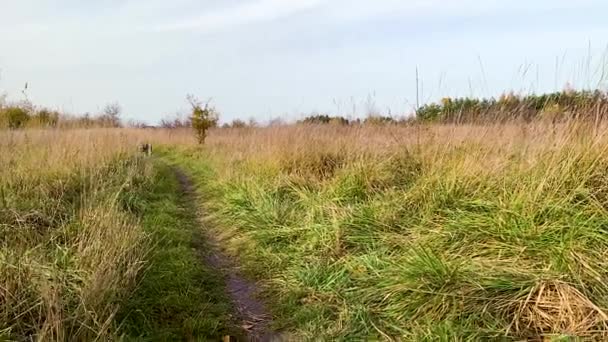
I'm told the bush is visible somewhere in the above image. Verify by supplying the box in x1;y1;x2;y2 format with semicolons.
223;119;247;128
188;95;219;144
416;103;443;121
3;107;30;129
300;114;350;125
363;115;395;125
34;109;59;127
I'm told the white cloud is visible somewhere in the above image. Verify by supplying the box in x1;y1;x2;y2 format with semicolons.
153;0;325;33
293;0;608;27
319;0;595;22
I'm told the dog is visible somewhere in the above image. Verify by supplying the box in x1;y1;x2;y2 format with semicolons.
139;143;152;156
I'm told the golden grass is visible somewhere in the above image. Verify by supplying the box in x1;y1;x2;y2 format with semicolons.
0;128;190;340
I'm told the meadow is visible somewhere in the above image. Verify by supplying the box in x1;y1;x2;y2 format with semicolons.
0;129;226;341
3;100;608;340
0;129;153;339
167;121;608;340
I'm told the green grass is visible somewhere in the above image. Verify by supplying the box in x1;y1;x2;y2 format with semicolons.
159;130;608;340
118;160;235;341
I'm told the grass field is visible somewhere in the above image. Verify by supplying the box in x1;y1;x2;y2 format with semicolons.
0;129;154;339
0;129;224;340
165;122;608;340
4;120;608;340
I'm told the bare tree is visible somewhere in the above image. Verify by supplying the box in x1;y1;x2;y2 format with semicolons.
102;102;122;127
160;112;191;129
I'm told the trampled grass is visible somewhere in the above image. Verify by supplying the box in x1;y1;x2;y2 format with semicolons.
165;122;608;340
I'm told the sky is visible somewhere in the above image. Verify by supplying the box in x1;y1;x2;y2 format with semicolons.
1;0;608;124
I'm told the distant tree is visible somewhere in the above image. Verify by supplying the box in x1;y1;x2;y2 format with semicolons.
226;119;247;128
101;102;122;127
188;95;219;144
81;113;93;128
160;113;191;129
328;116;350;125
4;106;30;129
221;117;258;128
364;115;395;125
268;117;286;127
412;88;608;123
247;117;258;127
416;103;443;122
301;114;331;124
127;119;149;128
34;109;59;127
300;114;350;125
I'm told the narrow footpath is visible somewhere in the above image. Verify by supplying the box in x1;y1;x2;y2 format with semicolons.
173;168;280;342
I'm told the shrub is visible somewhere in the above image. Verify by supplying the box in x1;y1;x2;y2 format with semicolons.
188;95;219;144
223;119;247;128
363;115;395;125
34;109;59;127
3;106;30;129
300;114;350;125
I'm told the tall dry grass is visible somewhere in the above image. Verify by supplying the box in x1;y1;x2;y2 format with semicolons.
0;128;190;340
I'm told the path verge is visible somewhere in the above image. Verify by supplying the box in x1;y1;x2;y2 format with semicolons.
118;162;235;340
173;167;279;342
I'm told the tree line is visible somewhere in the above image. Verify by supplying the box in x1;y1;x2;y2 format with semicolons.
416;89;608;123
0;100;125;129
4;88;608;134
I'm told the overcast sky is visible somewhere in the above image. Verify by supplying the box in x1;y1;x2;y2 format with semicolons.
1;0;608;124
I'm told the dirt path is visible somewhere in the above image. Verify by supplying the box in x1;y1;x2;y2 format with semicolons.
173;168;279;342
